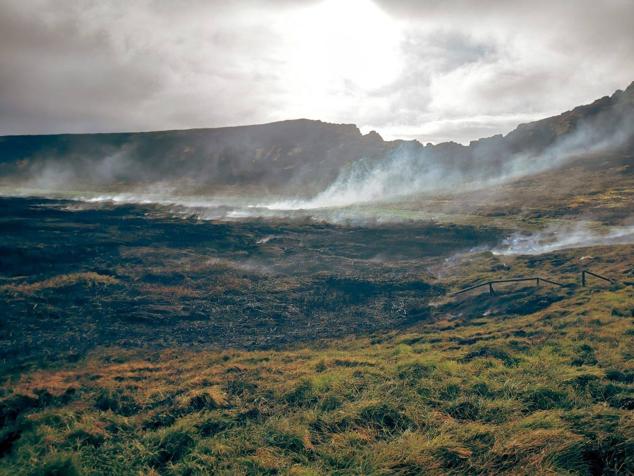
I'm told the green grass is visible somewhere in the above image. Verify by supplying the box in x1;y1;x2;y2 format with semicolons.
1;277;632;475
1;227;632;475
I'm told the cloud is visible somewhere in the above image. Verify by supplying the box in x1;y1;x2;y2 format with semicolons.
0;0;632;143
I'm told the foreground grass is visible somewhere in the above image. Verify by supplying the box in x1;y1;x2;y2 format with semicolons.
1;281;632;475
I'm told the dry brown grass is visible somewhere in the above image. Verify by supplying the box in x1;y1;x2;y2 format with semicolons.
1;272;119;295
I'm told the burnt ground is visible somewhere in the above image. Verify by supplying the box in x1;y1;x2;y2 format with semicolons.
0;197;503;375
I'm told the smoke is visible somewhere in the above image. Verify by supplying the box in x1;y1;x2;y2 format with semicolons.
1;83;632;222
493;223;634;255
259;109;634;211
262;144;446;210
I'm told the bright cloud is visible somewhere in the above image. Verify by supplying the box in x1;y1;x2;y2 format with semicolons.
0;0;632;143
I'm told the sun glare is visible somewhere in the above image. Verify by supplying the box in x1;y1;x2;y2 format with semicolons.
274;0;403;114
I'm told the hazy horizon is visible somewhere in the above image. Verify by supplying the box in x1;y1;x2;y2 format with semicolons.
1;0;633;144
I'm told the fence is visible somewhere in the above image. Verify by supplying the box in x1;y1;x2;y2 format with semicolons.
452;276;566;296
452;269;616;297
581;270;613;286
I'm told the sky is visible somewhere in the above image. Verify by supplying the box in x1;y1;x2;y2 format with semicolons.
1;0;633;144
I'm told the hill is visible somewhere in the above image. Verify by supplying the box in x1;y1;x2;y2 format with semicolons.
0;82;632;200
0;83;633;475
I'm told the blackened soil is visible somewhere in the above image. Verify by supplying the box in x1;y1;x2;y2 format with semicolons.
0;197;502;375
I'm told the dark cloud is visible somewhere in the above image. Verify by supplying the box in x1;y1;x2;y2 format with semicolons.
0;0;632;143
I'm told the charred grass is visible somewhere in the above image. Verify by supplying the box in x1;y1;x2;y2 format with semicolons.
0;197;633;474
0;197;500;374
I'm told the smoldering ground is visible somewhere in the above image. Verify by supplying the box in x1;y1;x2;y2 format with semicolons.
493;223;634;256
0;196;506;373
1;81;633;220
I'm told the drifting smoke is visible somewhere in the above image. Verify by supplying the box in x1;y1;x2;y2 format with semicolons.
262;109;634;211
0;82;633;221
494;223;634;255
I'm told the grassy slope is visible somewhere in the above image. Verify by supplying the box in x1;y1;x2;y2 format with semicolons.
386;148;634;228
1;246;632;475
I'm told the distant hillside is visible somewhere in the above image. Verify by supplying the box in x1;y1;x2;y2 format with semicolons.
0;120;392;195
413;80;634;181
0;82;632;197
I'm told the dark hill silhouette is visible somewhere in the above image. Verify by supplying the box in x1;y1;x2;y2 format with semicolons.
0;82;632;197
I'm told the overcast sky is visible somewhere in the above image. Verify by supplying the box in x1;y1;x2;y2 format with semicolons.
1;0;633;143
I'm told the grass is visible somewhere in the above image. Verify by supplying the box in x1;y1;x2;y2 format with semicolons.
1;281;632;475
0;196;632;474
1;272;119;295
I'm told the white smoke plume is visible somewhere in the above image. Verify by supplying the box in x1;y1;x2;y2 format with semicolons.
493;223;634;255
260;114;634;211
